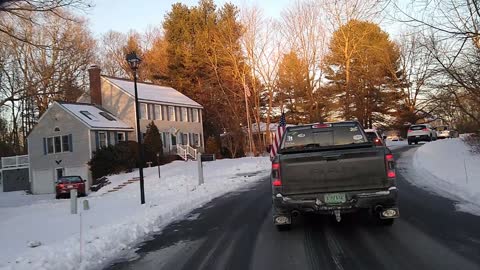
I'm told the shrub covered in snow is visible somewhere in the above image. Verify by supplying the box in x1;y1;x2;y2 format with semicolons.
462;133;480;154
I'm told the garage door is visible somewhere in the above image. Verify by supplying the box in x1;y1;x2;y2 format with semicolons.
32;169;54;194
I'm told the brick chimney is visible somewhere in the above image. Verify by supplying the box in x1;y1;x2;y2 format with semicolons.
88;64;102;106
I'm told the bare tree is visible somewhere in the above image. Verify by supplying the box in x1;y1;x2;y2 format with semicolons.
0;0;91;47
280;0;328;122
240;4;285;150
395;32;437;123
0;9;95;151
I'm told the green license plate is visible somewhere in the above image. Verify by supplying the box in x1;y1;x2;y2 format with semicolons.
324;193;346;204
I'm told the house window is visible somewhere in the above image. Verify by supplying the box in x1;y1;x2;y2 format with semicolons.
139;103;147;119
80;111;99;121
192;109;199;122
62;135;70;152
193;133;200;147
54;136;62;153
99;111;116;121
46;135;72;154
99;132;107;148
47;137;54;153
148;104;154;120
182;133;188;145
155;105;162;120
168;106;175;121
182;108;188;122
117;132;126;142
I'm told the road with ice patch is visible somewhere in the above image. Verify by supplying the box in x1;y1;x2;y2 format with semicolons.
106;145;480;270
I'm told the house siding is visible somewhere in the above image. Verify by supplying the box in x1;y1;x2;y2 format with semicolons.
28;103;91;194
101;78;205;151
100;78;137;135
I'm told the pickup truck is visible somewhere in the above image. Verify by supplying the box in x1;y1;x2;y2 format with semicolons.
271;121;399;230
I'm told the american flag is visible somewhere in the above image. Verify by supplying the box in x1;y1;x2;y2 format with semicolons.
270;113;286;159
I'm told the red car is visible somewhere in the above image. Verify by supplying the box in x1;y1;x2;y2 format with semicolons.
55;176;87;199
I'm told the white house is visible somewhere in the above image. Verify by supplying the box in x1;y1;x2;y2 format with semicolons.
27;65;204;194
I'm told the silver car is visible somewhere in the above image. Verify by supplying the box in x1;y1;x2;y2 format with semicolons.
407;124;437;145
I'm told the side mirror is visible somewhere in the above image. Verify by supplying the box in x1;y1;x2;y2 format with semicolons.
83;180;86;183
382;135;387;140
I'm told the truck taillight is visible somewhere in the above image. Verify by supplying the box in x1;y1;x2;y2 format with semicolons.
272;162;282;186
386;154;396;178
374;138;383;146
422;128;428;131
408;130;412;133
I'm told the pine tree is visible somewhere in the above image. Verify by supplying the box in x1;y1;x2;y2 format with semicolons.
324;20;403;128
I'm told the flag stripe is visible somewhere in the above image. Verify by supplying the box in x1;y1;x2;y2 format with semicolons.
270;113;286;159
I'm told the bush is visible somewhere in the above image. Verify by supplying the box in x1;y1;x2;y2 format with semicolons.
88;141;138;179
462;133;480;155
205;136;221;158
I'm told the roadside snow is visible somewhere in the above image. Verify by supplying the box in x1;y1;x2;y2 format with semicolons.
399;139;480;215
0;157;270;270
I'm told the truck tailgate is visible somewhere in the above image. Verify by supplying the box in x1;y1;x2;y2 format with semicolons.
280;147;388;195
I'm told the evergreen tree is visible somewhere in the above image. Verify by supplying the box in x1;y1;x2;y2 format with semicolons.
324;20;403;128
143;121;163;164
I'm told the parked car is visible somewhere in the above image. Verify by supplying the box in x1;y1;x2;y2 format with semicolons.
271;121;399;230
364;128;384;146
435;125;459;139
55;176;87;199
407;124;437;145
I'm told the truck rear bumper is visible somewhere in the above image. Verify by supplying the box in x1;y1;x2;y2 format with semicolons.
273;187;398;215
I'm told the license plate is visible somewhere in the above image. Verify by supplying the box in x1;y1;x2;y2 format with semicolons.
67;185;73;188
324;193;346;204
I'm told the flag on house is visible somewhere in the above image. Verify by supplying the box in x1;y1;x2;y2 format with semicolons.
270;113;286;159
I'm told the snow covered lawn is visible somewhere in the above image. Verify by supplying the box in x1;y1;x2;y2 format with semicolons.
0;157;270;270
399;138;480;215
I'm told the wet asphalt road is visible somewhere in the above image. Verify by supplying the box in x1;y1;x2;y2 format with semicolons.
106;145;480;270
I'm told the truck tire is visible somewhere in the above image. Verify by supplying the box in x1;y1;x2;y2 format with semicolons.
276;224;291;231
408;140;412;145
378;218;395;226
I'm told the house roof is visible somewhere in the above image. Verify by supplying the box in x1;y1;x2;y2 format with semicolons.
103;76;203;108
57;102;133;130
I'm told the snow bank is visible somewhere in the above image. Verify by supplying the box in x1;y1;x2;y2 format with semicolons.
0;157;270;270
400;139;480;215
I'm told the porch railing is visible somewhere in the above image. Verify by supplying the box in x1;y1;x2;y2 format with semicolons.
1;155;29;169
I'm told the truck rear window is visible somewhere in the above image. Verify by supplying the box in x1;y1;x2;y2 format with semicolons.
280;123;367;151
410;125;426;130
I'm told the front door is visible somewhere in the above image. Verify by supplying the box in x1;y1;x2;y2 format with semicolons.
56;168;64;180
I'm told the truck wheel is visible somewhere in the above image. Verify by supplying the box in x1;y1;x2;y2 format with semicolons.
378;219;395;226
276;224;291;231
408;140;412;145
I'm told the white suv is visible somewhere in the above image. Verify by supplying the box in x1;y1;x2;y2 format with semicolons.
407;124;437;145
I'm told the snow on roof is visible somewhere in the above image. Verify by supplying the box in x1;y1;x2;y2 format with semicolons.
58;102;133;130
104;76;203;108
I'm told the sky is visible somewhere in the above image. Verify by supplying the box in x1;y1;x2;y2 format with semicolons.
86;0;291;37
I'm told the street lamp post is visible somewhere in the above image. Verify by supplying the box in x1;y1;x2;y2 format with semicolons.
126;51;146;205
